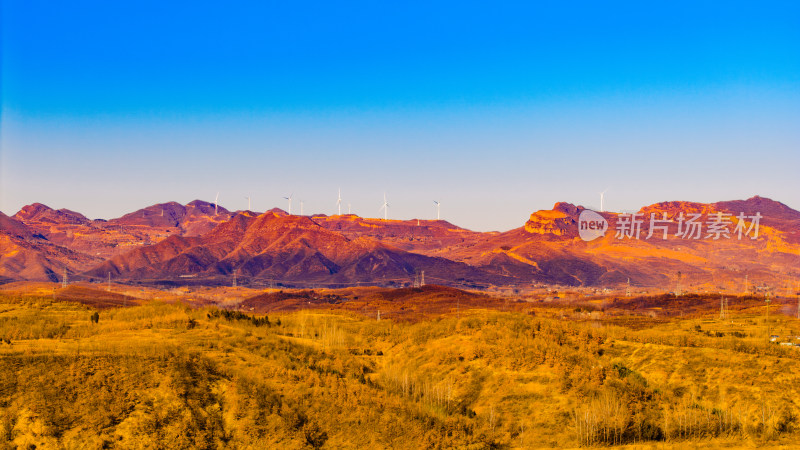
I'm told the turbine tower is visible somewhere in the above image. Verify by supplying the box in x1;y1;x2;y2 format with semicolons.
215;192;220;215
348;203;352;214
283;193;293;215
245;196;251;211
300;200;304;216
599;188;609;212
433;200;441;220
337;188;342;215
379;193;389;220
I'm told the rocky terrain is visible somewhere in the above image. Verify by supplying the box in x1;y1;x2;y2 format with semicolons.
2;197;798;292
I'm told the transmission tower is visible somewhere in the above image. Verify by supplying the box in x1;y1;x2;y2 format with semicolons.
765;293;772;344
719;295;728;320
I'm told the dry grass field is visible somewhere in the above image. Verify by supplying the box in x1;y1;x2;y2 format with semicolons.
0;283;799;448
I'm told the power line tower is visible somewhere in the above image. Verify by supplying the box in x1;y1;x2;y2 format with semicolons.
232;269;237;288
626;278;631;297
420;271;425;287
794;277;800;319
62;268;68;288
765;292;772;345
744;273;749;295
719;295;728;320
675;271;682;296
107;272;111;292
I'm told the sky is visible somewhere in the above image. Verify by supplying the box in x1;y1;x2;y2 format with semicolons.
2;1;799;231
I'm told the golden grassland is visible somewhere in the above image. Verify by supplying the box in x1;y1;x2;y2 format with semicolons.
0;289;799;448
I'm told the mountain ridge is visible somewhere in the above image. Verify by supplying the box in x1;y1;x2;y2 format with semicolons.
3;196;798;291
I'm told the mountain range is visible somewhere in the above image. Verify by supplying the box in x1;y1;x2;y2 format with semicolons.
2;196;798;292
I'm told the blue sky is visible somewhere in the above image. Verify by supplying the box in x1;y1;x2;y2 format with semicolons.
2;1;799;231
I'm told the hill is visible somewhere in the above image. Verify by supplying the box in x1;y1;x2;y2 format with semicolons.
5;201;236;280
84;212;507;288
0;212;102;282
4;196;799;292
1;286;799;447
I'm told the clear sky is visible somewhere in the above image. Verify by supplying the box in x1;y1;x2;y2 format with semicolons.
2;1;799;231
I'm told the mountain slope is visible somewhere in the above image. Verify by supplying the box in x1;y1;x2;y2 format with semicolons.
0;212;101;282
5;196;798;290
85;211;504;287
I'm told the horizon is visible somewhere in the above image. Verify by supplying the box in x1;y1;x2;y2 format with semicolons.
5;193;792;233
2;1;799;231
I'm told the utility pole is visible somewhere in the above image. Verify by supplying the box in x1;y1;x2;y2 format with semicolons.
377;310;381;322
745;273;749;295
765;292;771;345
676;271;682;296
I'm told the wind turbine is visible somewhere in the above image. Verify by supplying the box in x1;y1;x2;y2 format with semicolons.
599;188;609;212
245;196;251;211
283;193;293;215
379;193;389;220
433;200;441;220
348;203;351;214
337;188;342;215
215;192;220;215
300;200;304;215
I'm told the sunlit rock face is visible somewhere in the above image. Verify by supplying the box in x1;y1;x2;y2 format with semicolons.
524;203;581;237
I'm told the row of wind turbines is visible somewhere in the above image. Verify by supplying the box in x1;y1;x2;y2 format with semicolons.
214;189;443;221
212;188;608;221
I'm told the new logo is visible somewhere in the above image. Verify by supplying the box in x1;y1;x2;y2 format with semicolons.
578;210;608;242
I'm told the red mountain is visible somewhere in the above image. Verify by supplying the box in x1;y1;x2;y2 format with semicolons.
10;200;235;265
108;200;233;236
0;212;101;283
437;196;800;290
85;211;501;287
4;196;798;292
310;214;488;255
14;203;91;225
